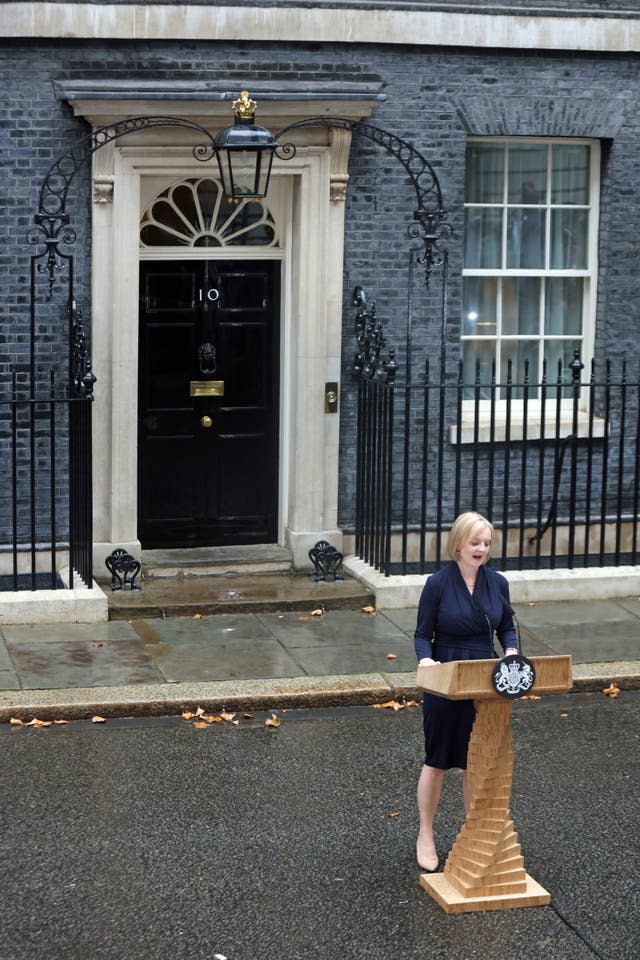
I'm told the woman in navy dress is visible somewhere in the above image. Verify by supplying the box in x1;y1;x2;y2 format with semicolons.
414;512;518;872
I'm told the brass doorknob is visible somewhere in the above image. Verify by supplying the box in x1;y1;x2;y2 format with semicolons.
200;415;213;428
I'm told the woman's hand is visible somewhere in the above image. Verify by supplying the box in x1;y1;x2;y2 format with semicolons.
418;657;441;667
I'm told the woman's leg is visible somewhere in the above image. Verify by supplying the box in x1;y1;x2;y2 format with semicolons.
416;763;445;870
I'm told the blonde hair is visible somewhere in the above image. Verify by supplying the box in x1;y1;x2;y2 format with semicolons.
447;512;494;562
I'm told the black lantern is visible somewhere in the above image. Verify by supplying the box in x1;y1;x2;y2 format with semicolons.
214;90;279;201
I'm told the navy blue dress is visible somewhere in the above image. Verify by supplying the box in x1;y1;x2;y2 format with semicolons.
414;561;517;770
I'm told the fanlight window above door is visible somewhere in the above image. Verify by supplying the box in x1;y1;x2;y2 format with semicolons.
140;178;279;248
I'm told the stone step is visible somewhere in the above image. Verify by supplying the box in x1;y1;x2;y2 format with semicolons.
106;571;374;620
139;544;294;579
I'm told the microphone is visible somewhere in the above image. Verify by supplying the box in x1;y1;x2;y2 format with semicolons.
503;602;521;655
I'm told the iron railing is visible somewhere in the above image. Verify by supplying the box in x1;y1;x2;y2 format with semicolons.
355;356;640;576
0;371;93;591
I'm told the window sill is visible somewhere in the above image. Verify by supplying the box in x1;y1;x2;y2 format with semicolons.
449;412;606;444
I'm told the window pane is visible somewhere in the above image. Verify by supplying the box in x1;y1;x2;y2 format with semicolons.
544;340;583;381
501;339;539;391
462;341;496;399
464;208;502;268
550;209;588;268
507;145;547;204
545;278;583;335
507;207;545;268
502;278;541;335
465;142;504;203
552;145;589;205
463;277;497;336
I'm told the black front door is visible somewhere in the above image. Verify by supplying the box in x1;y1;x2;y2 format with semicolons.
138;260;280;548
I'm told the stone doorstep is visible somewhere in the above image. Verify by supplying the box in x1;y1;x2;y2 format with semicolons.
136;544;294;580
104;566;374;620
95;544;294;584
139;560;293;579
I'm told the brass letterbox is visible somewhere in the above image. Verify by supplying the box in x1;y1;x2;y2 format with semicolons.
190;380;225;397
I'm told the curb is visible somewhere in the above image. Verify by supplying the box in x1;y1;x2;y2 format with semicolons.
0;663;638;722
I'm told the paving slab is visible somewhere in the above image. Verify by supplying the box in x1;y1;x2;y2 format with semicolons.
143;636;304;683
0;621;140;644
0;638;15;671
378;608;418;633
132;613;275;646
514;598;640;627
514;598;640;662
288;637;415;676
6;638;164;689
614;596;640;618
0;669;20;690
256;609;409;646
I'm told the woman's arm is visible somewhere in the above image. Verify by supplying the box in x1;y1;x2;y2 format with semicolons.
414;575;440;662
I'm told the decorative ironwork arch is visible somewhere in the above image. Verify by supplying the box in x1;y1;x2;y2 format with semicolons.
274;117;452;286
27;116;219;295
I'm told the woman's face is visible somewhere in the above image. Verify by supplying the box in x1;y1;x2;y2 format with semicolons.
458;524;492;568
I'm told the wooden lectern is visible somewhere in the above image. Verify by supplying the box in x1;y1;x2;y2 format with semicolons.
417;655;572;914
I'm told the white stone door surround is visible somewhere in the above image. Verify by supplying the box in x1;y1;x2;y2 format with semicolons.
64;87;383;570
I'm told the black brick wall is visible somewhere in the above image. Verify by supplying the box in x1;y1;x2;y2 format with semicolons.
2;38;640;541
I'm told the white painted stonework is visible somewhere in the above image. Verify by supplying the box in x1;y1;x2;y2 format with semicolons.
344;556;640;610
78;97;378;571
3;3;640;53
0;578;108;625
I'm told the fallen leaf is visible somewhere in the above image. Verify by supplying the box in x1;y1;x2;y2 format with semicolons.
193;613;204;620
202;714;223;724
193;721;210;730
386;652;397;660
528;602;535;606
297;615;310;622
603;682;620;699
265;714;281;728
521;694;542;701
53;719;69;725
9;717;23;726
232;720;240;726
311;607;324;617
91;715;106;724
94;642;104;648
182;711;196;721
406;700;420;708
242;712;255;719
195;707;205;717
361;605;376;615
372;700;404;711
220;711;236;722
26;718;52;727
388;811;401;819
560;712;568;718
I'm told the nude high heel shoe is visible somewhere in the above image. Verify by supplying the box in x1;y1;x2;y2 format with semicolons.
416;838;439;872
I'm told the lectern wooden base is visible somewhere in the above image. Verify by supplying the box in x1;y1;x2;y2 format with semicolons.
416;655;572;914
420;871;550;914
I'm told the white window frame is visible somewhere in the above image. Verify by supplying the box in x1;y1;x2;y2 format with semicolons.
455;136;602;443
